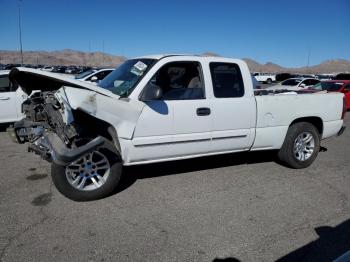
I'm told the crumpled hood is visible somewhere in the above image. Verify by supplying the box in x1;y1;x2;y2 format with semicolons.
9;67;116;97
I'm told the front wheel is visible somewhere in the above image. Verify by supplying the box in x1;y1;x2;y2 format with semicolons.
266;78;272;84
51;141;122;201
278;122;320;169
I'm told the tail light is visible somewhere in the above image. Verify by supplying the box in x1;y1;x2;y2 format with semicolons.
341;95;347;119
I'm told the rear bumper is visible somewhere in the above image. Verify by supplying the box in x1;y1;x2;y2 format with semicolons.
338;126;346;136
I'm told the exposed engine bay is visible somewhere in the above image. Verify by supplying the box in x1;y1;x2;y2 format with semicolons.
8;90;104;165
19;91;78;144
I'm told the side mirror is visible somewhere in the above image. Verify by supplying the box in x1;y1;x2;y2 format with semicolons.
299;83;306;88
90;76;98;82
140;83;163;102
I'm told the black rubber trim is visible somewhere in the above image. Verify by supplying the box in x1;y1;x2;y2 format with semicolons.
45;134;105;165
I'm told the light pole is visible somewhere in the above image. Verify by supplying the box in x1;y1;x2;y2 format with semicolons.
18;0;24;65
306;47;311;73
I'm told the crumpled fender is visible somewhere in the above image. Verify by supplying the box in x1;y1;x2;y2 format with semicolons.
56;86;145;140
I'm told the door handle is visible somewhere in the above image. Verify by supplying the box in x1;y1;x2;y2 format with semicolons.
196;107;211;116
0;97;10;100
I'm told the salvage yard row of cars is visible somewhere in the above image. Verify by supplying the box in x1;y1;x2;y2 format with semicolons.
1;54;346;201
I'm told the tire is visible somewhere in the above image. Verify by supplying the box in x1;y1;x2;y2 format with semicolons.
266;78;272;84
277;122;320;169
51;140;122;201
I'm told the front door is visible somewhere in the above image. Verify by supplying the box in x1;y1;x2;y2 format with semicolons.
131;60;211;163
0;74;18;123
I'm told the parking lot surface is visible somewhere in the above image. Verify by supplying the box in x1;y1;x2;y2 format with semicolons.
0;115;349;262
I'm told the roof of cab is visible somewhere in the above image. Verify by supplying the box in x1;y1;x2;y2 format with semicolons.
135;54;197;60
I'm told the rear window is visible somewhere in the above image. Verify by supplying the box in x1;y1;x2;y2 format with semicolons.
0;75;10;92
209;62;244;98
313;82;344;91
281;79;301;86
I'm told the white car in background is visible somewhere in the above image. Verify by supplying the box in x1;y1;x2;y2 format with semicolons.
0;70;27;123
253;72;276;84
41;66;54;72
75;68;114;84
266;78;320;91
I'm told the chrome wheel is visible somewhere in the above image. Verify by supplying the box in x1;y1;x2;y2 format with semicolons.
293;132;315;161
65;151;110;191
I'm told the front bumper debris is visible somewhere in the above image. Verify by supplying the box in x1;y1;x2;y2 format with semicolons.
30;133;105;165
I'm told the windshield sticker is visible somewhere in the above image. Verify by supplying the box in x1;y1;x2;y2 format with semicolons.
130;61;148;76
113;80;124;88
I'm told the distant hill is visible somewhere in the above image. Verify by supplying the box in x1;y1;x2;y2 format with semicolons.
1;49;350;74
243;58;350;74
202;52;350;74
0;49;126;67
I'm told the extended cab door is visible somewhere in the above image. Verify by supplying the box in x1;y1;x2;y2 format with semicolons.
206;60;256;152
131;58;211;162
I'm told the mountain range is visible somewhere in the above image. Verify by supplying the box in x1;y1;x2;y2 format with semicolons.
1;49;350;74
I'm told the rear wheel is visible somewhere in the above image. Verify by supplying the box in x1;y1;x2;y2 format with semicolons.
51;141;122;201
278;122;320;169
266;78;272;84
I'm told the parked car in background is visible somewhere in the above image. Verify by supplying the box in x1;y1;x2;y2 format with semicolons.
316;74;334;81
52;66;67;74
253;72;276;84
0;70;27;123
41;66;54;72
75;68;114;84
3;64;21;70
311;80;350;109
266;78;320;91
65;66;80;74
276;73;293;82
334;73;350;80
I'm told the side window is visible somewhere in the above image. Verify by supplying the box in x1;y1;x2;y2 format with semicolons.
302;79;318;86
344;85;350;91
96;70;112;80
210;62;244;98
148;61;205;100
0;75;11;93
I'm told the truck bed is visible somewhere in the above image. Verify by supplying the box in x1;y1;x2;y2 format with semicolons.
251;91;344;150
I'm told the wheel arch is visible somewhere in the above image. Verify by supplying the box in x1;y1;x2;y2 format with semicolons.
289;116;323;136
72;109;122;155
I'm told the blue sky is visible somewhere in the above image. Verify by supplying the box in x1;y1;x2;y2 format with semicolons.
0;0;349;67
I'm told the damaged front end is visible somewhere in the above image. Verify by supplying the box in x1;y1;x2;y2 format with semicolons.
8;90;104;166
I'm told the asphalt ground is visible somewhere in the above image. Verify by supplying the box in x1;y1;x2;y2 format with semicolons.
0;115;349;262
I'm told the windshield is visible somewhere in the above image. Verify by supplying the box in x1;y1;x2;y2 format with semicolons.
281;79;301;86
75;69;95;79
312;82;344;91
98;59;156;96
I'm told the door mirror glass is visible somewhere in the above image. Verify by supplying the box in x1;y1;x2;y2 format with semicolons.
140;83;163;101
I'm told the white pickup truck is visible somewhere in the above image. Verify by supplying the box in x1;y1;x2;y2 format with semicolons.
253;72;276;84
8;55;346;201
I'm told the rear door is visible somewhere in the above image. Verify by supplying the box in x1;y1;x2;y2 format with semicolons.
207;61;256;153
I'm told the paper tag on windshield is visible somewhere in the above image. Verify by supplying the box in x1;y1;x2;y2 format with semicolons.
130;61;148;76
134;61;147;71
